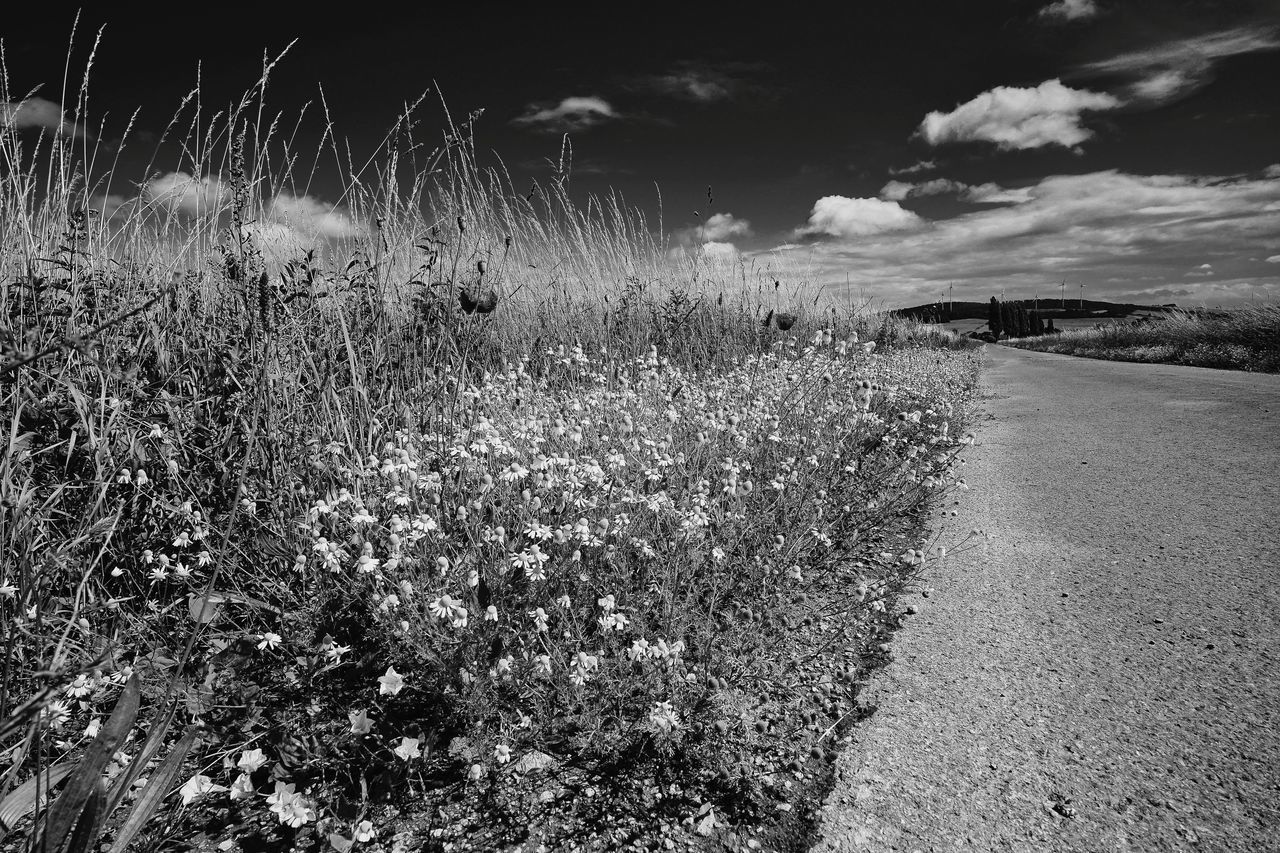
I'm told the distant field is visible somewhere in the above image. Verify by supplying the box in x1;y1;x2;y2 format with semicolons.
933;310;1165;337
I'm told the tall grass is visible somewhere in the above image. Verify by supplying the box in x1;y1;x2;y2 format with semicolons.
1005;306;1280;372
0;37;980;849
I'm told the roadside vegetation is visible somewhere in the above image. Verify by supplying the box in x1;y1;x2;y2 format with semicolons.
1003;305;1280;372
1;41;981;852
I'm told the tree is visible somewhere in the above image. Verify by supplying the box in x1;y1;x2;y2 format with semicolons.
988;297;1003;339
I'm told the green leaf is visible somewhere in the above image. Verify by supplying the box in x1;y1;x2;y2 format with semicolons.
108;726;199;853
104;700;177;819
0;763;74;840
33;675;139;853
64;780;107;853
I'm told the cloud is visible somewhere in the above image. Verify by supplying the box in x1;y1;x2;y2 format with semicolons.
1185;262;1215;277
701;241;740;259
880;178;968;201
243;222;311;264
888;160;938;176
880;179;1033;204
268;193;363;239
796;196;924;239
1265;164;1280;178
698;212;752;242
143;171;226;216
646;67;734;102
1038;0;1099;22
774;169;1280;305
918;79;1121;151
0;97;86;137
512;96;618;132
1079;25;1280;105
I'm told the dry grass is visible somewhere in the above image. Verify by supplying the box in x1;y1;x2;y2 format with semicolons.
0;38;981;850
1004;306;1280;372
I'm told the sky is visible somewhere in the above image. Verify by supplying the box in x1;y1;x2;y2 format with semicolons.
4;0;1280;307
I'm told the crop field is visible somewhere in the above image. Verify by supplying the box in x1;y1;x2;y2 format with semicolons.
0;56;985;852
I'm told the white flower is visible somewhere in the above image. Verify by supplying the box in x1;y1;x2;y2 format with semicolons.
237;748;268;773
648;701;680;734
394;736;421;761
229;773;254;801
354;820;376;842
494;744;511;764
257;632;282;651
529;607;549;632
378;667;405;696
179;774;226;805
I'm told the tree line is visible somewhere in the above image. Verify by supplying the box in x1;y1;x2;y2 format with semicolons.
987;297;1056;340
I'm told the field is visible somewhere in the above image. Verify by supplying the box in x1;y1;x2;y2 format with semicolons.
1002;306;1280;372
0;62;983;851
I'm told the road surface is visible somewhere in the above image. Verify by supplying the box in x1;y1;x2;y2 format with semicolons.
814;345;1280;852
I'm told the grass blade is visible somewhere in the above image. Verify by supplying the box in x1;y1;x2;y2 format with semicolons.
0;763;74;841
31;676;139;853
103;699;177;818
107;726;199;853
64;780;107;853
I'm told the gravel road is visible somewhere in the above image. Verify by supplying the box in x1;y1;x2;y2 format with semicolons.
813;345;1280;852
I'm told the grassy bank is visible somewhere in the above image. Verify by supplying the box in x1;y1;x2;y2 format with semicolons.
0;47;981;852
1003;306;1280;372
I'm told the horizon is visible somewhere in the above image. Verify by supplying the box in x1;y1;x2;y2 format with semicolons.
4;1;1280;308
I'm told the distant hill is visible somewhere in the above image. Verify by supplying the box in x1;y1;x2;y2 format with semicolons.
891;299;1176;322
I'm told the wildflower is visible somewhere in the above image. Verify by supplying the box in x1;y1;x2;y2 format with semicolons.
394;736;422;761
485;605;499;622
496;656;513;677
237;748;268;773
0;581;16;599
494;744;511;764
179;774;226;806
556;594;572;609
377;667;405;696
627;638;650;662
134;469;149;487
326;642;351;661
529;608;549;632
65;674;92;699
229;773;254;801
354;821;376;843
349;709;374;734
172;532;191;548
534;654;552;675
649;701;680;734
597;594;616;613
267;781;315;828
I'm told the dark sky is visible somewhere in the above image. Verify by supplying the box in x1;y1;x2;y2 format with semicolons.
5;0;1280;305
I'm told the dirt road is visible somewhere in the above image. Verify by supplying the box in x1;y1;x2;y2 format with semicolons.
813;345;1280;852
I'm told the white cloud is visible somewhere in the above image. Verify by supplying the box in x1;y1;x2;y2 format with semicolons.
1038;0;1098;21
879;178;968;201
698;212;752;242
268;193;362;239
244;222;310;264
888;159;938;176
649;68;734;102
775;170;1280;305
918;79;1120;151
1080;26;1280;105
963;183;1035;204
796;196;923;239
880;179;1033;205
143;172;226;216
512;96;617;132
1264;165;1280;178
0;97;85;137
701;241;740;259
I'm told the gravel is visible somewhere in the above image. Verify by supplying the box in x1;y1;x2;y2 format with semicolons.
812;344;1280;853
